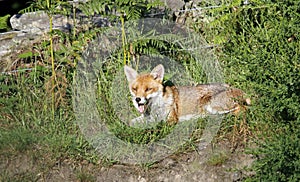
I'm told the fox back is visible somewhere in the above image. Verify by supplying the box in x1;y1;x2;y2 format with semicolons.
176;84;249;121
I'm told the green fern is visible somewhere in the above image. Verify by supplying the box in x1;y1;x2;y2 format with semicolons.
0;14;10;31
19;0;71;16
78;0;163;20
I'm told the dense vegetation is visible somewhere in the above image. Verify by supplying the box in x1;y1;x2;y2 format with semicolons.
210;1;300;181
0;0;299;181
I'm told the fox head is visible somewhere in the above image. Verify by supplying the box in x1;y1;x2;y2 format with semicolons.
124;64;165;114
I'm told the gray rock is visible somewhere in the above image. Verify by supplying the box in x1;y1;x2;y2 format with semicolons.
0;30;43;72
10;11;71;33
163;0;185;12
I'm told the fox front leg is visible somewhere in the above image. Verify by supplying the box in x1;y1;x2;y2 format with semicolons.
130;115;147;126
130;114;159;126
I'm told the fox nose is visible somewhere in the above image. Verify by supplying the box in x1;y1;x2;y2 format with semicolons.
135;97;141;103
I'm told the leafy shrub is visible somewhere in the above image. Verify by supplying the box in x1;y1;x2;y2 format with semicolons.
202;0;300;180
250;124;300;181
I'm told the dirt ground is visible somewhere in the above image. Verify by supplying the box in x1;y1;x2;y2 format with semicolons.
0;140;255;182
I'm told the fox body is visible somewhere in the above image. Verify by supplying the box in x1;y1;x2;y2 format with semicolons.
124;64;250;125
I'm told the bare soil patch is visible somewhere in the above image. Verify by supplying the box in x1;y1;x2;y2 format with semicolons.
0;140;254;181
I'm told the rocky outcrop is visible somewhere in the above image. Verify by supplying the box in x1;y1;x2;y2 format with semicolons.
0;11;67;71
0;0;211;72
0;9;110;72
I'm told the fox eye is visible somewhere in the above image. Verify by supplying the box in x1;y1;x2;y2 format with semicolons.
132;87;137;92
145;88;153;92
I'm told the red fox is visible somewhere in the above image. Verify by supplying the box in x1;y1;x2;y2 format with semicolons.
124;64;250;125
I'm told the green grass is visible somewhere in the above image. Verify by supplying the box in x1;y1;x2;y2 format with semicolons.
0;72;99;179
0;127;38;152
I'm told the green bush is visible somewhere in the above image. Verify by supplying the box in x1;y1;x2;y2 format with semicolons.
204;0;300;180
250;124;300;181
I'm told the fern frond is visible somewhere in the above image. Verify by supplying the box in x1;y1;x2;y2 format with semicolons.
78;0;162;20
19;4;39;14
0;15;10;30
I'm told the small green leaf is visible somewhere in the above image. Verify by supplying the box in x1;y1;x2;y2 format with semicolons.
18;51;33;59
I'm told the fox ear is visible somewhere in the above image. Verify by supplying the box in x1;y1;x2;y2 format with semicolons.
124;65;138;82
151;64;164;81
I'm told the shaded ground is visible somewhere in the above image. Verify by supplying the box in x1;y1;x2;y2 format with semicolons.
0;140;254;182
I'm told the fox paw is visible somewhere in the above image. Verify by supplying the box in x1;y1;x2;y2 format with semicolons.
130;115;147;126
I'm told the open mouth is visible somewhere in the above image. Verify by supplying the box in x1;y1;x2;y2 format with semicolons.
135;98;150;114
137;103;146;113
